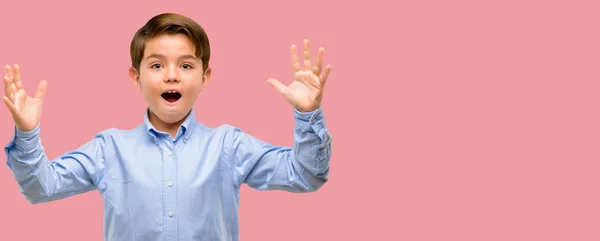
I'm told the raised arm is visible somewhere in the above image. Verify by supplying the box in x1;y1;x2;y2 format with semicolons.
229;39;333;192
3;64;109;204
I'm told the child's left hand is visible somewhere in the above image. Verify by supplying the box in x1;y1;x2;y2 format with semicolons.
267;39;332;112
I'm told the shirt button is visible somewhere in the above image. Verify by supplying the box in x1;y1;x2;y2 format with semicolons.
168;211;174;217
166;151;172;156
168;181;173;187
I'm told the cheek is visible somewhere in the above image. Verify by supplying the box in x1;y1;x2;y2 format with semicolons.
140;75;162;90
139;85;161;102
189;81;204;93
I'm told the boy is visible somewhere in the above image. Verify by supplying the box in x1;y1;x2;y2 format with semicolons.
2;13;332;241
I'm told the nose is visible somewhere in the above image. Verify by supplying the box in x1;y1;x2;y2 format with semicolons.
164;65;180;83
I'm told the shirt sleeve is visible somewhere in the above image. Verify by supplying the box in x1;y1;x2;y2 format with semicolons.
4;124;112;204
226;106;332;192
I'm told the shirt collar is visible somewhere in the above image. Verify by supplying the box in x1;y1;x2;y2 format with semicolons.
143;108;197;144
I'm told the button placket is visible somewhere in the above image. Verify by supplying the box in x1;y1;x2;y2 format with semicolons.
161;139;178;239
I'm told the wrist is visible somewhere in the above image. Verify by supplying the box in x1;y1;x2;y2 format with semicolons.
295;104;320;113
15;124;35;133
15;122;39;135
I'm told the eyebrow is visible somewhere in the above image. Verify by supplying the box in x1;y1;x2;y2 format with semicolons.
145;54;197;61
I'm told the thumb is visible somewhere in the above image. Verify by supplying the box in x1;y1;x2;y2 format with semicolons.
266;78;286;94
35;80;47;101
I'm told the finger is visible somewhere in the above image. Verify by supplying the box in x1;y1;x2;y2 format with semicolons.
312;47;325;76
7;77;17;102
303;39;311;70
4;75;14;97
266;78;287;94
307;70;322;88
290;44;302;72
5;65;18;96
4;65;13;79
13;64;23;90
295;70;321;89
320;65;332;86
35;80;47;101
2;96;18;117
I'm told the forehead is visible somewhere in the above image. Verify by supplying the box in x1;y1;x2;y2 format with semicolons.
143;33;197;59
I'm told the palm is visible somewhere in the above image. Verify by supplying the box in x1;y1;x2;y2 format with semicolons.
15;91;43;130
267;39;332;112
3;64;47;132
281;78;322;112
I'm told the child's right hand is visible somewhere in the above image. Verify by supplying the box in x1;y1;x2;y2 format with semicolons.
2;64;47;132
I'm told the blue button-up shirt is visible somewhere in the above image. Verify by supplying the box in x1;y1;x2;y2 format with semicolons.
4;107;332;241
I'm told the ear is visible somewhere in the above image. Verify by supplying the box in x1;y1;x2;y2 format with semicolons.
201;67;212;89
129;67;141;90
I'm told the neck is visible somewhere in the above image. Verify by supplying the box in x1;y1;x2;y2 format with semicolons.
148;110;189;139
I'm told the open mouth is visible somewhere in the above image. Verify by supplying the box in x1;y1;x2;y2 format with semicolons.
161;90;182;103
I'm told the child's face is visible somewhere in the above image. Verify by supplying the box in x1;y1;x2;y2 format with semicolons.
129;33;211;124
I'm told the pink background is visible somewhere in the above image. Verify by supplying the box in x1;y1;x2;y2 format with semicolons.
1;0;599;240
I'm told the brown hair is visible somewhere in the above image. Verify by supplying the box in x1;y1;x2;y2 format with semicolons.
130;13;210;73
